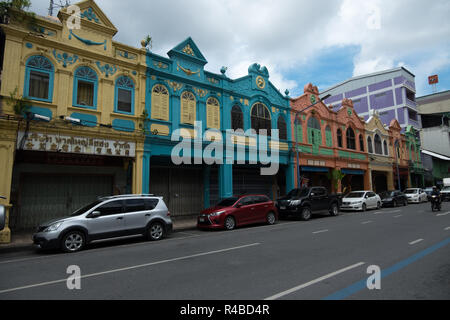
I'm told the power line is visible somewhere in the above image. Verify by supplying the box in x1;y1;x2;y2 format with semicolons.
48;0;70;16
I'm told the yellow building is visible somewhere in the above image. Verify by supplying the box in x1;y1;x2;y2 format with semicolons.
0;0;147;242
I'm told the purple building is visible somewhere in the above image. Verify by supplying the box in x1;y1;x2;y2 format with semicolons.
320;67;421;130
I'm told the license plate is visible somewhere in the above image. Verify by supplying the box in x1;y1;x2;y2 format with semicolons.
199;217;205;222
280;206;286;210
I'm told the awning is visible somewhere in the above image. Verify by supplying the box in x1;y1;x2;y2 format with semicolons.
300;166;329;173
341;169;365;175
421;149;450;161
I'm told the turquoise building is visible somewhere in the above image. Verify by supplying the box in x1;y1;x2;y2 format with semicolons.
143;37;295;217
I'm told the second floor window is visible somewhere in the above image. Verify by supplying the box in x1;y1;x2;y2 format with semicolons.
206;97;220;129
25;55;54;102
181;91;196;125
374;134;383;154
277;116;287;140
231;105;244;131
74;66;98;108
115;76;134;114
346;127;356;150
151;84;170;121
251;103;271;136
337;129;343;148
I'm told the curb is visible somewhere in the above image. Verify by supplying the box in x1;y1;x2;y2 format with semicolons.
0;222;199;254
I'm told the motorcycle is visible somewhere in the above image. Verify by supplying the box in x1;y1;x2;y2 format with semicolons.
431;194;441;212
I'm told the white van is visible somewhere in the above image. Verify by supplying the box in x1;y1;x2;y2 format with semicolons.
441;178;450;201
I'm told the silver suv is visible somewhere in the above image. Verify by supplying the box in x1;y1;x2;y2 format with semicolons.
33;194;173;253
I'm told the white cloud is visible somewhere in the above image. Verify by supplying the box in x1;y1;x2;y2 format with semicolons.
29;0;450;96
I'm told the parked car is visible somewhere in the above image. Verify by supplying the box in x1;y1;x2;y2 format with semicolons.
404;188;428;203
341;191;381;211
33;194;173;253
441;178;450;201
276;187;341;221
380;190;408;207
424;187;434;201
197;195;277;231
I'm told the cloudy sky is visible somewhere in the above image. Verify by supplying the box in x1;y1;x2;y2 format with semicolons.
30;0;450;97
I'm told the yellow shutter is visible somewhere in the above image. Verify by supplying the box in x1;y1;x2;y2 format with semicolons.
162;92;169;121
151;85;169;121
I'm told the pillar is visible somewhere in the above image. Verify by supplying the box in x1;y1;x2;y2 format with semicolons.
219;163;233;200
364;169;372;191
0;120;17;243
286;157;295;192
387;170;395;190
141;143;151;194
133;140;145;194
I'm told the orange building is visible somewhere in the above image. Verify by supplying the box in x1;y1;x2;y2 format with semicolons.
389;119;412;190
290;84;371;193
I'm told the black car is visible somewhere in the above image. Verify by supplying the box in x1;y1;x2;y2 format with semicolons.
276;187;341;221
380;190;408;207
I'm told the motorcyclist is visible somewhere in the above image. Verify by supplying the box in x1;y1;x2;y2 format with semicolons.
431;186;441;210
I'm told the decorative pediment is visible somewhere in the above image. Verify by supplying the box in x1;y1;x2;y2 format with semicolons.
168;37;207;66
58;0;118;35
389;119;402;131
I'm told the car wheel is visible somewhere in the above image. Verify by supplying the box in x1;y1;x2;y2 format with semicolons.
300;207;312;221
362;203;367;212
329;203;339;216
224;216;236;230
404;199;408;206
393;200;397;207
266;212;276;225
148;222;165;241
377;202;381;210
61;231;85;253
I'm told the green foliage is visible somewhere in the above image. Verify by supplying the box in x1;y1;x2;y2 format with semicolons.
6;87;31;116
327;169;346;192
0;0;36;27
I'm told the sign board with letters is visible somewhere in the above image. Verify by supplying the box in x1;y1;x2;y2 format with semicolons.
17;132;136;158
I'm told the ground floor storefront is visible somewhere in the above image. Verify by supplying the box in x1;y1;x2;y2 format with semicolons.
393;166;411;191
144;138;295;218
0;119;144;242
369;163;395;194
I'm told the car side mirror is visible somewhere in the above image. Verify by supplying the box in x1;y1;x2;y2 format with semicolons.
0;205;5;231
89;211;101;218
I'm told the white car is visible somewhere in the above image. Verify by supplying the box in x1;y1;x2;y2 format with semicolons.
404;188;428;203
341;191;382;211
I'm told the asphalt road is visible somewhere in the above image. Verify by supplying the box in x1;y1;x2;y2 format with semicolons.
0;201;449;300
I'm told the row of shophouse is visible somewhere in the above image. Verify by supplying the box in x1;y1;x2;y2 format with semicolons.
0;0;430;243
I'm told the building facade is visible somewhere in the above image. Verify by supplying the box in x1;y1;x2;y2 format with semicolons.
291;84;371;193
143;38;295;217
320;67;421;132
417;90;450;186
0;0;147;242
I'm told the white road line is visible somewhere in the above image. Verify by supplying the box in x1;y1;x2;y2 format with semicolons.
445;227;450;231
312;229;329;234
361;221;372;225
393;214;403;218
409;239;424;245
264;262;365;300
436;212;449;217
0;242;260;294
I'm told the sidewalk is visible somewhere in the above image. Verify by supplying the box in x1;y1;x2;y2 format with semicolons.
0;216;198;252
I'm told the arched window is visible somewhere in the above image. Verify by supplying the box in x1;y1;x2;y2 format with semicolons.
231;105;244;131
251;103;271;136
383;140;388;156
25;55;54;102
395;140;401;159
359;135;364;152
180;91;196;125
115;76;134;114
346;127;356;150
73;66;98;108
277;116;287;140
151;84;169;121
206;97;220;129
295;117;303;143
337;129;343;148
374;134;383;154
367;136;373;153
325;126;332;147
307;116;321;147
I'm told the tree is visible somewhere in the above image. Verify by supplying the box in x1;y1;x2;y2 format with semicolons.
327;169;346;193
0;0;35;26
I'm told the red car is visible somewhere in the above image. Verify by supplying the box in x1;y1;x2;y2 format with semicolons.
197;195;278;230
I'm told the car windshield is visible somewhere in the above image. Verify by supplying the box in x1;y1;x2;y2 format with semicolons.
425;188;433;192
380;191;395;198
345;192;365;198
287;188;310;199
217;197;239;207
404;189;417;194
443;186;450;191
70;200;102;217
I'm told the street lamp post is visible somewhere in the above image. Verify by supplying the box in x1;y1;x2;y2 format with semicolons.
293;94;331;188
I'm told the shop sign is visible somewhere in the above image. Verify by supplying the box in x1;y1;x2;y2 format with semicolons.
17;131;135;157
